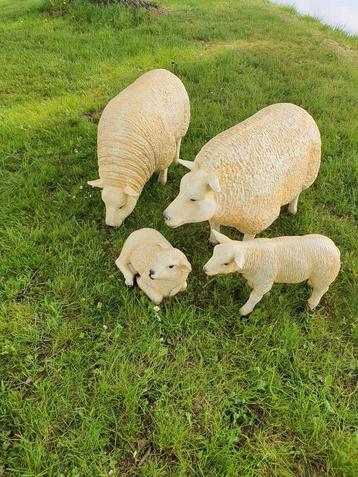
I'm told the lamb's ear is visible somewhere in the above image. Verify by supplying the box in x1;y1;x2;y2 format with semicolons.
177;159;196;170
88;179;104;188
212;230;232;244
181;260;192;272
174;249;192;272
234;253;245;270
124;186;140;197
207;174;221;193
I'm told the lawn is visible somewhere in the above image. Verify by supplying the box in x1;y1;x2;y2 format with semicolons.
0;0;357;475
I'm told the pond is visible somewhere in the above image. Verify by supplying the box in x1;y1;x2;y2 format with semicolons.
272;0;358;35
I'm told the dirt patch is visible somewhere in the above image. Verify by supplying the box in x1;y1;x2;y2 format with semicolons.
320;37;358;65
206;39;282;53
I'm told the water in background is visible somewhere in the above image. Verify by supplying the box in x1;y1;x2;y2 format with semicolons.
272;0;358;35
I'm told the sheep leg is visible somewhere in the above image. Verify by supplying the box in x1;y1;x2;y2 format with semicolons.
209;221;221;245
240;283;273;316
158;168;168;185
307;286;329;310
137;276;163;304
175;137;182;163
288;193;300;215
168;283;185;297
243;233;255;241
115;257;135;287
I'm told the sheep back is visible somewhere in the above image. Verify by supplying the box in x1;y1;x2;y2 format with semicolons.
97;69;190;191
196;103;321;234
242;234;340;285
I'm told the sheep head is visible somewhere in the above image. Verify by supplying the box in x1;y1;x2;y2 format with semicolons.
203;231;245;275
88;179;139;227
163;160;220;228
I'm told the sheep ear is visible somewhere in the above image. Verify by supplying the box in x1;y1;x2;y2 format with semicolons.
234;253;245;270
207;174;221;193
212;230;231;244
177;159;196;170
87;179;104;188
180;260;192;272
174;249;192;272
124;186;139;197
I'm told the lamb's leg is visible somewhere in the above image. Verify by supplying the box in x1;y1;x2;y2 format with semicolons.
137;276;163;304
243;233;255;241
307;286;329;310
115;257;135;287
239;283;273;316
158;168;168;185
175;137;182;163
209;221;221;245
288;193;300;215
168;282;186;297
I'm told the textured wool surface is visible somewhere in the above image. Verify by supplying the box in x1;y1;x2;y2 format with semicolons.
97;69;190;191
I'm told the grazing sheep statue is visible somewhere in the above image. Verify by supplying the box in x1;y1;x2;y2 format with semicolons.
163;103;321;243
115;228;191;304
204;231;340;315
88;69;190;227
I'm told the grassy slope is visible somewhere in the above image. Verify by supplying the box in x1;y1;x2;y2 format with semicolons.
0;0;357;475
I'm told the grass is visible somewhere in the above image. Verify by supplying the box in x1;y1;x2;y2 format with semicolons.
0;0;357;475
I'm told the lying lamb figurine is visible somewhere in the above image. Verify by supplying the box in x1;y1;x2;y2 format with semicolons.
115;228;191;304
164;103;321;243
204;231;340;315
89;69;190;227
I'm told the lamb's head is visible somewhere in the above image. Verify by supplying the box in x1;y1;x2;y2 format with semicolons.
149;247;191;282
163;159;220;228
203;231;245;275
88;179;139;227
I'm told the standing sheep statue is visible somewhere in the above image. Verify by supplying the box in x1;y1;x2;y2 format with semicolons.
163;103;321;243
88;69;190;227
204;231;340;315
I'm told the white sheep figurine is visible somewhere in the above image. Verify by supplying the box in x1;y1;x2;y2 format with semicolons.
115;228;191;304
88;69;190;227
204;231;340;315
164;103;321;243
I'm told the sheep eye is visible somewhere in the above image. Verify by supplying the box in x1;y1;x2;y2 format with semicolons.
168;264;175;269
224;262;229;266
190;198;197;202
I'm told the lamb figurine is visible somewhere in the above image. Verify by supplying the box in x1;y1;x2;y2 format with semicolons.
88;69;190;227
163;103;321;243
204;231;340;315
115;228;192;304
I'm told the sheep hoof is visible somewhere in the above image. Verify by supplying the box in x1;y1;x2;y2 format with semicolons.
239;305;252;316
209;236;219;246
307;299;317;311
288;204;298;215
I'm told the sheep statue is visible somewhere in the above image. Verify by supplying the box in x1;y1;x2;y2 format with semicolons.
88;69;190;227
115;228;192;304
163;103;321;243
204;231;340;315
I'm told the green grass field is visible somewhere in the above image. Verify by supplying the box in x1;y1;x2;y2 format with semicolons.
1;0;357;475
